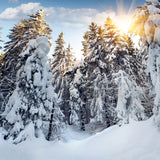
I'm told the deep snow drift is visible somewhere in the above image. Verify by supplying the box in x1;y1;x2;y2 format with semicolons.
0;118;160;160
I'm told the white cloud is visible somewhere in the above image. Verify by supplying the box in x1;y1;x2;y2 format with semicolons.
0;3;42;21
44;7;98;27
0;2;116;27
92;10;116;25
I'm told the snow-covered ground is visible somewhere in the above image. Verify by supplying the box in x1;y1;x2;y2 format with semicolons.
0;118;160;160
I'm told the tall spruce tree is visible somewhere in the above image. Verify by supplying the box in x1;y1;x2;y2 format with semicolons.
0;9;52;113
51;33;76;124
82;31;90;57
103;17;147;122
58;43;76;123
2;37;64;143
80;22;118;129
131;0;160;125
65;44;76;72
104;17;122;54
51;32;66;94
113;70;146;125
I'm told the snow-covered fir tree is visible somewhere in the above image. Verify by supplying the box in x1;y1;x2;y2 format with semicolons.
113;70;145;125
0;9;52;114
69;66;85;127
103;17;148;123
1;0;159;145
4;9;52;52
25;9;52;42
72;65;91;131
57;73;71;124
50;33;76;126
131;0;160;126
104;17;124;55
82;31;90;57
81;22;117;128
1;37;64;143
51;32;66;94
65;44;76;72
104;21;145;86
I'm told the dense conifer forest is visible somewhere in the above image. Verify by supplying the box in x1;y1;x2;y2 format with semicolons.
0;1;160;154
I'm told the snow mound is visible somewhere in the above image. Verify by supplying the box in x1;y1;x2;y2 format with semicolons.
0;118;160;160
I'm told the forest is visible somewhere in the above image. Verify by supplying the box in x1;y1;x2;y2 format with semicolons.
0;0;160;148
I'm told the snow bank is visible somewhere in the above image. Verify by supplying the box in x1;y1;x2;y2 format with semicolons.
1;118;160;160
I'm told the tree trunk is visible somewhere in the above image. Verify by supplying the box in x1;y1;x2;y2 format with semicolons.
47;103;54;141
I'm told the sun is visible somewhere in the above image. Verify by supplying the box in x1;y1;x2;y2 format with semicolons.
113;0;134;34
115;15;132;34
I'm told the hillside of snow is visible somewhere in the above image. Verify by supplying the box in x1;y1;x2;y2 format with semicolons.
0;118;160;160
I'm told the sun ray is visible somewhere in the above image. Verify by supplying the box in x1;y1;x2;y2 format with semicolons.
114;0;135;34
115;14;132;34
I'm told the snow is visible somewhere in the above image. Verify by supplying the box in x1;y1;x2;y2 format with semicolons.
113;70;145;124
147;0;160;5
73;68;82;84
1;36;59;142
146;44;160;126
154;27;160;44
0;118;160;160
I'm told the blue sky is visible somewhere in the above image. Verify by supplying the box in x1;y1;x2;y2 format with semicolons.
0;0;146;58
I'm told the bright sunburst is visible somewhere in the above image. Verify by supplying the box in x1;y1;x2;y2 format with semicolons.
114;0;134;34
115;15;132;34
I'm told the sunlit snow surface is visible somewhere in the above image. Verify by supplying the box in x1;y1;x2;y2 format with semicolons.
0;118;160;160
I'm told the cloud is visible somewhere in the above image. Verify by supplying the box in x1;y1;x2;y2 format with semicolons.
0;2;116;27
0;3;42;21
92;10;116;25
45;7;98;27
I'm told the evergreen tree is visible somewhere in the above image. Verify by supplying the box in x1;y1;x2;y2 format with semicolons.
47;102;65;141
2;37;63;143
25;9;52;41
65;44;76;72
51;33;76;93
0;9;52;113
103;17;147;123
51;32;66;94
88;22;98;48
104;17;121;54
131;0;160;126
82;22;98;58
113;70;146;125
82;31;90;57
4;9;52;52
81;22;118;128
51;33;76;125
123;34;135;55
69;67;85;127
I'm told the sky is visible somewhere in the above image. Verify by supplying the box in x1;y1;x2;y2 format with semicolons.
0;0;146;59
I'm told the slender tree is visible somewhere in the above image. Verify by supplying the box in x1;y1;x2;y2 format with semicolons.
0;9;52;113
51;32;66;94
113;70;145;125
82;31;90;57
81;22;118;128
65;44;75;71
2;37;58;143
131;0;160;126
